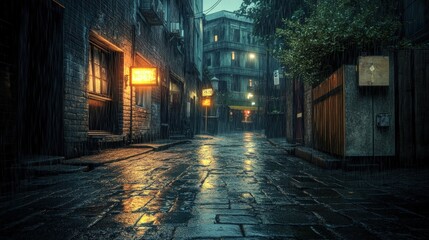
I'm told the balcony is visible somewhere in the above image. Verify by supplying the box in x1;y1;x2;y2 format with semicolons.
226;91;258;108
140;0;164;26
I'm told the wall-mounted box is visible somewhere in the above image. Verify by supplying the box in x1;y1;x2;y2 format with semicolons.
376;113;391;128
358;56;390;86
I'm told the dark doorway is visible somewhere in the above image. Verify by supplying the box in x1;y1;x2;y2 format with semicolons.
160;82;169;138
18;1;64;157
169;78;183;135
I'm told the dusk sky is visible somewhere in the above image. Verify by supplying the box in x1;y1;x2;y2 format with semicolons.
203;0;243;14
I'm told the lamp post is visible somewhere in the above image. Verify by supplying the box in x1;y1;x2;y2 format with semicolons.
210;76;219;133
250;53;261;130
211;76;219;91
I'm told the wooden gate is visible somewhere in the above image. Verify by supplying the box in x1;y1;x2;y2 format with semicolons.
312;67;345;156
397;49;429;166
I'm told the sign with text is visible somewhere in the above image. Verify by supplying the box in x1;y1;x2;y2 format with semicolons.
273;70;280;86
130;67;158;86
202;88;213;97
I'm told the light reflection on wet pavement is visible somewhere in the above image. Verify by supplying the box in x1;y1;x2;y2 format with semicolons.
1;132;428;239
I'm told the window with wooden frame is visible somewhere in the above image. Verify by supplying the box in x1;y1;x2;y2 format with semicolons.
88;43;111;98
134;54;152;110
87;41;116;133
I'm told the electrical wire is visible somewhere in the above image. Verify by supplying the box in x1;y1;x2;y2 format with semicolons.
203;0;223;14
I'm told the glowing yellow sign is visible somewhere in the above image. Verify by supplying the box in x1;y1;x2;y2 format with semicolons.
202;88;213;97
130;67;158;86
202;98;211;107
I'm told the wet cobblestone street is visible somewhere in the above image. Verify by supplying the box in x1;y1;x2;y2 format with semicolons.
1;132;428;239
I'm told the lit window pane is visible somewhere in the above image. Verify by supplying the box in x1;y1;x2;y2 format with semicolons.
93;49;100;65
88;76;93;92
95;77;101;93
88;64;93;92
101;67;107;81
94;64;100;78
102;80;108;95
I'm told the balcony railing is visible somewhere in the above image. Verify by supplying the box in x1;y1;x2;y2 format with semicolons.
140;0;164;26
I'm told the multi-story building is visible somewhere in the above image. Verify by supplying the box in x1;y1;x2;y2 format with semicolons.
0;0;203;182
203;11;266;132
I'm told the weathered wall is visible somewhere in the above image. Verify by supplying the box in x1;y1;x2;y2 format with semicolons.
344;63;395;157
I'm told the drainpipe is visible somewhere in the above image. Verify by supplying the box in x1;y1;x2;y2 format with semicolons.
130;24;136;144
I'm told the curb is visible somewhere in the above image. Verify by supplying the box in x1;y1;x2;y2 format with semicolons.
152;140;191;151
266;138;342;170
63;140;191;167
295;147;342;169
266;138;297;155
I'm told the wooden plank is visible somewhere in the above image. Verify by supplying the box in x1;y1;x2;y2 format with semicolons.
312;67;345;156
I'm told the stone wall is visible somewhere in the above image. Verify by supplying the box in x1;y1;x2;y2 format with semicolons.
344;63;395;157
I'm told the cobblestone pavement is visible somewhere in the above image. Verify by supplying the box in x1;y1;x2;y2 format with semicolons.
1;132;428;239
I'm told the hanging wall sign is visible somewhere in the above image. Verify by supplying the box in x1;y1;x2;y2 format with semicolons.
358;56;389;86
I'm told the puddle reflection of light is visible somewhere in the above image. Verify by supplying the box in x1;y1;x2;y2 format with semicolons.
136;213;161;226
122;196;152;212
244;159;253;171
198;145;215;162
197;144;222;191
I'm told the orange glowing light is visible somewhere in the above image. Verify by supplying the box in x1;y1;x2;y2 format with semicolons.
202;98;211;107
130;67;158;86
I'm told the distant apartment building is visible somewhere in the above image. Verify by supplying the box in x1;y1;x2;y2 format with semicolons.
203;11;266;132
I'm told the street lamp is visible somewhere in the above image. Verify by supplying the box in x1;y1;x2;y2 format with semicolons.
211;76;219;91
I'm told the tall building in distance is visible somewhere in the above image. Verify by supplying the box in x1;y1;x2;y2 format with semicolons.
203;11;266;132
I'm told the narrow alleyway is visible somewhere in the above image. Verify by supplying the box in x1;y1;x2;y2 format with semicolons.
1;133;428;239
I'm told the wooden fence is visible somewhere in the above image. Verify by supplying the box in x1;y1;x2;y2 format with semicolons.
312;67;345;156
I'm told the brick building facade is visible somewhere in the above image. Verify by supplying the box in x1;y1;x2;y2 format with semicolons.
0;0;203;181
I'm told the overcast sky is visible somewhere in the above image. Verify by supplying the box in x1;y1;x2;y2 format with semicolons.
203;0;243;14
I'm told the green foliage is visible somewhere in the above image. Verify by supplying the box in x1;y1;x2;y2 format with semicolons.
276;0;401;83
236;0;305;43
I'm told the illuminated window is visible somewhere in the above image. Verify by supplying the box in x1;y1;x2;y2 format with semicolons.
134;54;153;109
88;44;110;97
136;88;151;109
249;79;253;87
214;34;218;42
231;51;240;67
87;40;121;133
